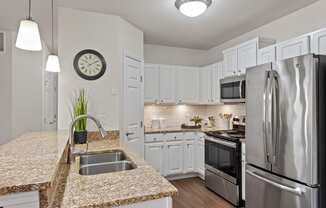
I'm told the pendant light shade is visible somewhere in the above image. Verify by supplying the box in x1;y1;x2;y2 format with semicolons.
175;0;212;17
45;0;60;72
16;0;42;51
45;54;60;72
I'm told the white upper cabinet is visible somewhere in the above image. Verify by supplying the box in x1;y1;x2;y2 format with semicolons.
312;28;326;55
276;35;310;61
211;62;223;104
144;64;159;103
159;65;175;104
176;66;199;104
199;66;213;104
237;39;258;74
223;47;238;77
258;45;276;65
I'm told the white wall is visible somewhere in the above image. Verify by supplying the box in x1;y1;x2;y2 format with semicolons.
144;44;207;66
57;8;143;131
0;31;12;144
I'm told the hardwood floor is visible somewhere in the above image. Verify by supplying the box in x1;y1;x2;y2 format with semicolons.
171;177;234;208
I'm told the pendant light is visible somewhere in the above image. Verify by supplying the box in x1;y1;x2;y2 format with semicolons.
45;0;60;72
175;0;212;17
16;0;42;51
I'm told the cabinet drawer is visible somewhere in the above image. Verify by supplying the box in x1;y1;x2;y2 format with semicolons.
165;133;184;141
145;134;165;143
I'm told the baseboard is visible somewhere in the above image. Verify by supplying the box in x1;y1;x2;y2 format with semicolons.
166;172;204;181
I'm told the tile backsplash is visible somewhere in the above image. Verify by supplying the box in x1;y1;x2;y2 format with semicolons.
144;104;245;129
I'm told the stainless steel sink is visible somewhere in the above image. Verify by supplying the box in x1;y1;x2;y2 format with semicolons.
78;150;136;175
80;150;127;165
79;161;134;175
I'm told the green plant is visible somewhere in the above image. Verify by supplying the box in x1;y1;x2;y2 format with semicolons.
190;115;203;126
71;89;88;132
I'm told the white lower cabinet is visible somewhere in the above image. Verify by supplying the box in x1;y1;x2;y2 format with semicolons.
183;141;195;173
0;191;39;208
165;142;184;175
241;143;246;201
144;132;203;178
145;143;165;175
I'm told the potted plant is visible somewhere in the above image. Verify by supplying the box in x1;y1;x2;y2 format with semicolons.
190;115;203;127
71;89;88;144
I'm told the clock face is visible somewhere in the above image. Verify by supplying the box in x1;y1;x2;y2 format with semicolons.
73;49;106;80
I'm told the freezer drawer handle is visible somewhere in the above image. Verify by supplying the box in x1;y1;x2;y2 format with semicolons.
246;170;304;196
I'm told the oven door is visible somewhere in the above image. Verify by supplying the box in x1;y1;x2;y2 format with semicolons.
205;137;240;184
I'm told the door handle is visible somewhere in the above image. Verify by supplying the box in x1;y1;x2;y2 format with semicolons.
263;71;273;164
126;132;135;136
246;170;304;196
271;71;279;165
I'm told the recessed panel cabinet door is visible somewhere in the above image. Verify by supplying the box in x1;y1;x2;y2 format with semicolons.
276;36;310;61
199;66;213;104
313;29;326;55
145;143;165;175
176;67;199;104
212;62;223;104
223;48;238;77
144;64;159;103
196;137;205;177
159;65;175;104
165;142;184;175
183;141;195;173
258;45;276;65
237;41;257;74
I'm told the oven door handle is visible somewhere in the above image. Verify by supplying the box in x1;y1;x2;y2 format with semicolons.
205;137;237;148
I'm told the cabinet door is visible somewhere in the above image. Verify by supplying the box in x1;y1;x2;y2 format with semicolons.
237;41;257;74
313;29;326;55
176;66;199;104
195;137;205;178
144;64;159;103
258;45;276;65
212;62;223;104
159;65;175;104
183;141;195;173
241;143;246;201
145;143;165;175
165;142;184;175
276;35;310;61
223;48;238;77
199;66;213;104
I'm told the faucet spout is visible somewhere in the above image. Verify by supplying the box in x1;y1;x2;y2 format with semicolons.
68;114;107;163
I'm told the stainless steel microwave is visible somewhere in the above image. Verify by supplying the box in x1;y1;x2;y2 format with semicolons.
220;75;246;103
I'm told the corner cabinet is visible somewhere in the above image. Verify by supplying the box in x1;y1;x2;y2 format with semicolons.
144;64;160;103
176;66;199;104
276;35;310;61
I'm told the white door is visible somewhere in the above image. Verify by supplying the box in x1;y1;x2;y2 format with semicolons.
313;29;326;55
237;41;257;74
145;143;165;175
165;142;183;175
159;65;175;104
276;35;310;60
223;48;238;77
199;66;212;104
258;45;276;64
43;72;58;131
183;140;195;173
144;64;159;103
123;55;144;158
176;66;199;104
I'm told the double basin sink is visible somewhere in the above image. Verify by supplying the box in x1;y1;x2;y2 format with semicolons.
79;150;136;175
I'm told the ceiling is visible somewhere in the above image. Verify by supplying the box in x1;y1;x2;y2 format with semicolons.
0;0;318;50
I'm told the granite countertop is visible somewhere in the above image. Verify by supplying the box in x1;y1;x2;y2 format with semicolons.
0;131;69;196
145;126;223;134
61;139;177;208
0;131;177;208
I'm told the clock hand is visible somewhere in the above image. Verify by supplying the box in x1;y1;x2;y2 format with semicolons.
88;60;99;66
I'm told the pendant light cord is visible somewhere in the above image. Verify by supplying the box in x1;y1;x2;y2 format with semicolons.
28;0;32;20
51;0;54;51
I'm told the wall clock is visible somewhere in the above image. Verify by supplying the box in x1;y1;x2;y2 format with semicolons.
73;49;107;80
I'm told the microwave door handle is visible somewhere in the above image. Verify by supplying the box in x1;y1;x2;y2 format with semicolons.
239;80;243;99
246;170;304;196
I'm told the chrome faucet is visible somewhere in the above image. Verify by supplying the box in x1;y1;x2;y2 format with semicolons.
68;114;108;163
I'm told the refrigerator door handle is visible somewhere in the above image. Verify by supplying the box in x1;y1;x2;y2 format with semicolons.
246;170;305;196
271;71;280;164
263;71;273;163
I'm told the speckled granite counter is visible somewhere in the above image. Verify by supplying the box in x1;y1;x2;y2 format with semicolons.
145;127;223;134
0;131;69;207
0;131;177;208
61;139;177;208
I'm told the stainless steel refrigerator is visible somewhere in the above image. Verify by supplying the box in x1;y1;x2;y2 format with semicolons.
245;54;326;208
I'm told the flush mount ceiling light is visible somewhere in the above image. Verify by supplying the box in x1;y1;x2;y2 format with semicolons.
175;0;212;17
16;0;42;51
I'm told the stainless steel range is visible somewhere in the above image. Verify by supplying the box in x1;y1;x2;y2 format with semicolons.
204;119;245;207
